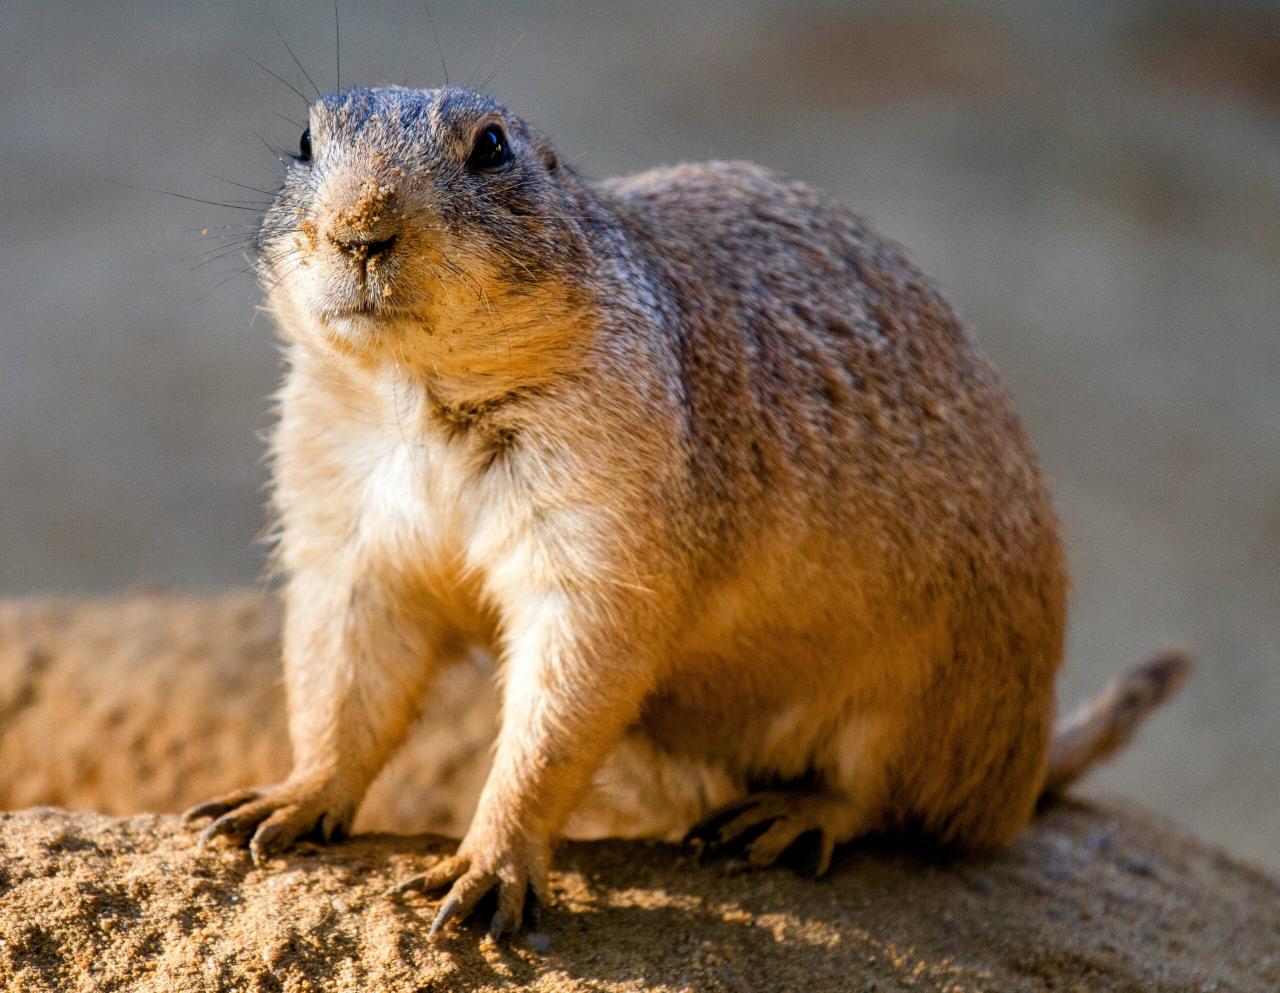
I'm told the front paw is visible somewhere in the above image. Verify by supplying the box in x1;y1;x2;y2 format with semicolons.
387;825;551;940
183;778;354;864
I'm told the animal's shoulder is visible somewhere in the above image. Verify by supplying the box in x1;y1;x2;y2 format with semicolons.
598;160;904;291
601;160;840;234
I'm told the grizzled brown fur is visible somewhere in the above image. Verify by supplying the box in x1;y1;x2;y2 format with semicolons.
188;85;1187;939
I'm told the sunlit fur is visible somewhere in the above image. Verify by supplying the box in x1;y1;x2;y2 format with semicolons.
190;84;1177;935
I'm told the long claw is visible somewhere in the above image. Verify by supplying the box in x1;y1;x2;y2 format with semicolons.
199;816;236;849
393;844;540;940
815;831;836;877
184;801;227;823
746;818;811;868
525;887;544;930
384;854;470;902
493;880;527;939
683;796;759;845
384;873;429;898
688;799;790;858
184;788;257;823
320;812;345;842
690;791;854;874
249;818;293;865
429;895;461;938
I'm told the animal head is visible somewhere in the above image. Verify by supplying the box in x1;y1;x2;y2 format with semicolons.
258;85;600;385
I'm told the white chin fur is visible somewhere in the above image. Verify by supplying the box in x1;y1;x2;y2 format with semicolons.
322;314;376;337
322;312;389;342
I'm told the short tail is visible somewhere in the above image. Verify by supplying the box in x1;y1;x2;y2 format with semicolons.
1041;649;1192;798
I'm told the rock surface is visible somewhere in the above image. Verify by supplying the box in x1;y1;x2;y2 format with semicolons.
0;591;682;842
1;803;1278;992
1;592;1278;991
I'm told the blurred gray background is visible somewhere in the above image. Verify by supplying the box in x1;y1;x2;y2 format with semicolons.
1;1;1277;869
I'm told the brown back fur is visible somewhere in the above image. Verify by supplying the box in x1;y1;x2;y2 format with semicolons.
188;87;1183;934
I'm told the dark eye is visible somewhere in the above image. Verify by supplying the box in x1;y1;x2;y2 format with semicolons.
298;128;312;162
467;124;512;172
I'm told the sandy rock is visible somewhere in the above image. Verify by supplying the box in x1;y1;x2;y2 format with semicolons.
0;591;493;839
0;803;1277;992
1;592;1278;990
0;591;681;841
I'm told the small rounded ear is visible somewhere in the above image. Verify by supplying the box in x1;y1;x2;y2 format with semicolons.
531;136;558;172
515;120;559;172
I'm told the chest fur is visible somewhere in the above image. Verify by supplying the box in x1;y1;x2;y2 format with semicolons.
275;368;525;598
275;353;654;649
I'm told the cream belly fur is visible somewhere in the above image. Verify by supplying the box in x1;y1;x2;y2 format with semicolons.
186;83;1189;941
285;353;952;842
279;354;901;840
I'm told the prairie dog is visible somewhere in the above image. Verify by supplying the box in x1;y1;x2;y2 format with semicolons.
187;85;1188;938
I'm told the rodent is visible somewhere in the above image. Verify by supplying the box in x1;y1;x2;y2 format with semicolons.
186;84;1189;939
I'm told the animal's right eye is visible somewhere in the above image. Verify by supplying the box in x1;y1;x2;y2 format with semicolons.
298;128;312;162
467;124;512;173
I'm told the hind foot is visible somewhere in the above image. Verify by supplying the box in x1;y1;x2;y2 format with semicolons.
684;790;867;876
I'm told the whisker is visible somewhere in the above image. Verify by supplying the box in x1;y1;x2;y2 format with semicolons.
475;31;526;94
194;264;259;303
250;243;305;273
235;47;310;106
268;3;322;99
179;223;260;236
133;185;267;212
189;248;254;273
333;0;341;91
419;0;449;86
180;238;258;264
249;128;287;164
204;173;278;197
260;258;307;293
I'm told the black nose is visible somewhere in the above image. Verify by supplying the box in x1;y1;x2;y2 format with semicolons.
333;233;398;260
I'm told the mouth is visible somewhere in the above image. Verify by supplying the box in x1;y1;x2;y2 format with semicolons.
316;295;426;343
316;278;404;322
327;301;384;318
320;302;398;331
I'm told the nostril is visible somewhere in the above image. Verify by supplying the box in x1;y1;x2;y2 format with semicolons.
333;233;398;260
364;235;397;258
